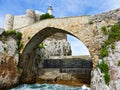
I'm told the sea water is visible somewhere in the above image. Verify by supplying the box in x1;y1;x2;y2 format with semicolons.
11;84;90;90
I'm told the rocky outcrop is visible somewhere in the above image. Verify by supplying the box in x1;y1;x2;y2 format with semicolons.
89;8;120;90
90;68;110;90
37;39;71;59
107;41;120;90
0;29;20;89
93;41;120;90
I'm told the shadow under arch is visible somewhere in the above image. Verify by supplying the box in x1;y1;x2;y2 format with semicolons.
19;27;93;84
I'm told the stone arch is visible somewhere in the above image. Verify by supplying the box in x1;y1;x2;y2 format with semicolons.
19;17;100;83
19;27;94;83
22;27;77;56
20;26;93;66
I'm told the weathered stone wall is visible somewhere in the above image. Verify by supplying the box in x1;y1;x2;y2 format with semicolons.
14;10;36;30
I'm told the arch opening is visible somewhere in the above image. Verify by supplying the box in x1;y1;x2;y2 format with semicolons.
19;27;93;87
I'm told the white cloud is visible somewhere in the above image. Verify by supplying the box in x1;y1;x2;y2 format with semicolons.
106;0;120;10
53;0;120;16
1;0;120;18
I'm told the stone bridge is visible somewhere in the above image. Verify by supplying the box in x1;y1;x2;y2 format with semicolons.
19;16;99;68
16;8;120;83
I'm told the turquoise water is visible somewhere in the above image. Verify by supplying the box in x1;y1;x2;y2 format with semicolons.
11;84;90;90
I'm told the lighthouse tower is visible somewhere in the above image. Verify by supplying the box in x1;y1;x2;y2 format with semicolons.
47;6;53;15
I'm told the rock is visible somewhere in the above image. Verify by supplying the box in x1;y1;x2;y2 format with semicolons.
36;39;71;59
90;68;110;90
38;71;59;82
0;36;20;89
107;41;120;90
0;41;5;54
5;36;18;57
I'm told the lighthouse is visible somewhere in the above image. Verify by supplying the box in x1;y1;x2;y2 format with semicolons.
47;6;53;15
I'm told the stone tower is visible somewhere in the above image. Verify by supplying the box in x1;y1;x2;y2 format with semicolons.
4;14;14;30
47;6;53;15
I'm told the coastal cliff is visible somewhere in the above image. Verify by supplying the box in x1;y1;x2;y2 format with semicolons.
0;28;20;89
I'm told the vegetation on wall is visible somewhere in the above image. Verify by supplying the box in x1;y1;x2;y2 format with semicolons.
108;23;120;41
88;20;93;25
99;45;109;58
117;60;120;66
99;23;120;59
28;36;31;39
39;43;46;49
101;26;108;35
98;60;110;85
99;23;120;85
16;32;22;40
4;30;23;53
4;30;16;36
39;13;54;20
0;37;3;41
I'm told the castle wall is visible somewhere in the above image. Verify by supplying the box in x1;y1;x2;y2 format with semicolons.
4;9;36;30
13;9;36;29
4;9;67;40
13;15;35;29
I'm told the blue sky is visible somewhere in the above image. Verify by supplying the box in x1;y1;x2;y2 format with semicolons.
0;0;120;55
